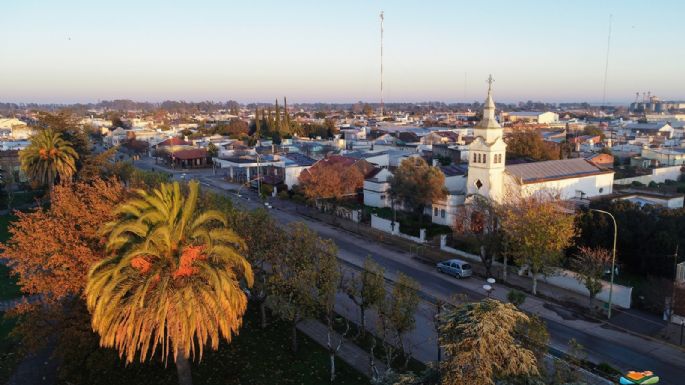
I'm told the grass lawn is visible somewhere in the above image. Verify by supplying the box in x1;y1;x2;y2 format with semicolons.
62;304;369;385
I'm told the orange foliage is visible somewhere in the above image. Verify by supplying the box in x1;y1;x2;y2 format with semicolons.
1;178;127;306
131;256;152;274
298;158;366;200
172;245;206;279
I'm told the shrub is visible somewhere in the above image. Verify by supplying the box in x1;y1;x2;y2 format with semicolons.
648;181;658;188
665;179;677;186
631;181;645;187
507;289;526;307
278;190;289;200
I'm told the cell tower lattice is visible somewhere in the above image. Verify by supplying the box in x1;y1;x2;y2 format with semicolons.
380;10;384;116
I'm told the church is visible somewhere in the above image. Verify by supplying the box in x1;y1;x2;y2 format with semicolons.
430;77;615;227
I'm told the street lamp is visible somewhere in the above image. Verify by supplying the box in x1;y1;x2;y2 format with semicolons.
590;208;617;319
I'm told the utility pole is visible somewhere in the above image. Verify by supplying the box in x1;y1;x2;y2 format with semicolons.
601;14;613;109
380;10;384;117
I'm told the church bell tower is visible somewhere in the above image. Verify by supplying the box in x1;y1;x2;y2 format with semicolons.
466;75;507;203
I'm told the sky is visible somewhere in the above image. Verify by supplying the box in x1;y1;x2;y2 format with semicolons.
1;0;683;104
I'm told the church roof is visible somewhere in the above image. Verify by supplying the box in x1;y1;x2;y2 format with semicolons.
505;158;612;184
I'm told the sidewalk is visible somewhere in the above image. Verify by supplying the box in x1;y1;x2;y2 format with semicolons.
297;319;386;379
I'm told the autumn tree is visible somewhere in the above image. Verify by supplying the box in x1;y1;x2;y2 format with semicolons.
500;192;577;295
235;209;287;328
345;257;386;337
2;178;125;302
267;222;338;353
506;131;560;161
439;299;541;385
454;196;504;278
377;273;420;371
20;129;78;189
298;158;366;201
87;181;253;385
572;246;612;306
0;178;126;363
389;157;446;227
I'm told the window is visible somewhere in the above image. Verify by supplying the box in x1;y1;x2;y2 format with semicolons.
434;207;438;216
483;154;487;163
477;153;482;163
380;194;386;200
473;153;477;163
441;209;445;218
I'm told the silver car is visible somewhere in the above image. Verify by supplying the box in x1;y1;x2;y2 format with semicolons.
436;259;473;278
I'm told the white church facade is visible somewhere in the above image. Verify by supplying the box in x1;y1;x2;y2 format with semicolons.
431;76;614;226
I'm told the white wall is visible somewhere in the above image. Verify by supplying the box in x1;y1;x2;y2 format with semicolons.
614;165;682;186
508;172;614;200
431;193;465;226
364;181;391;208
438;236;633;309
284;166;309;190
444;175;467;192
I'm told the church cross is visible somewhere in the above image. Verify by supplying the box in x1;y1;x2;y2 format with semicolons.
486;74;494;93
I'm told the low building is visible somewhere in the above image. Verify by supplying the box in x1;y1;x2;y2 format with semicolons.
504;158;614;200
502;111;559;124
612;190;684;209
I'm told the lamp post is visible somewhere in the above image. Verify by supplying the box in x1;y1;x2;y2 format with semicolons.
590;208;617;319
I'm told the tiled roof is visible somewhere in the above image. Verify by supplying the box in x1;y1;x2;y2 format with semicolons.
505;158;612;184
171;148;207;160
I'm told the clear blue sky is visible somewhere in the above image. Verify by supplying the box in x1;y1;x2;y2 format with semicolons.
1;0;683;104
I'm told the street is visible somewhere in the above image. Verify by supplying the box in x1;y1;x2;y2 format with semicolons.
133;157;685;385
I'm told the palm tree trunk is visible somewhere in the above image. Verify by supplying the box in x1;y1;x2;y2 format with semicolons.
175;349;193;385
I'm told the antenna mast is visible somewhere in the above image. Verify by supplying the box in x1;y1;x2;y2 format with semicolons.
380;10;384;117
601;14;613;108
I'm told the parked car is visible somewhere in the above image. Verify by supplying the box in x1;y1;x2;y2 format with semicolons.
436;259;472;278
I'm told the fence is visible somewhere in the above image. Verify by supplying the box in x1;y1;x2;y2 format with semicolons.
370;214;426;243
439;235;633;309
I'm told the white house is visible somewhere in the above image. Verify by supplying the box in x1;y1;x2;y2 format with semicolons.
363;168;393;208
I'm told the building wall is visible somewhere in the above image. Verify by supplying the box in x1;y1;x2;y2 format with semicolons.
363;180;391;208
614;165;682;185
284;166;309;189
506;172;614;200
431;193;465;226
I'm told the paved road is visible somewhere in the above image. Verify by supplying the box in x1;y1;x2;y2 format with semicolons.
130;157;685;384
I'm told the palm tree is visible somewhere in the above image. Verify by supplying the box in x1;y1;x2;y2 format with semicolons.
19;129;78;189
86;181;253;385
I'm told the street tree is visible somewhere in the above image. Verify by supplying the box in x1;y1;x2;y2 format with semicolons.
267;222;338;353
237;209;287;328
500;192;577;295
87;181;253;385
345;257;386;337
572;246;612;307
506;131;560;161
377;273;420;371
298;159;365;201
454;195;504;278
439;299;540;385
389;157;446;227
